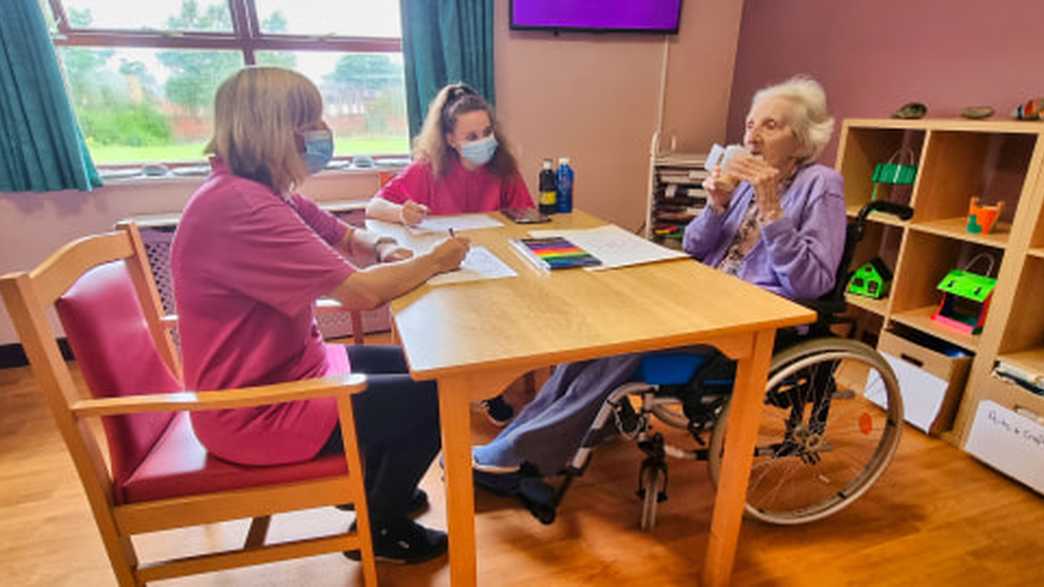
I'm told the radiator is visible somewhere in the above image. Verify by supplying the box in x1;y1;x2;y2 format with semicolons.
136;203;391;340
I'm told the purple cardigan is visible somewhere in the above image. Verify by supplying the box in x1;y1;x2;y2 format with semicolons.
683;163;846;300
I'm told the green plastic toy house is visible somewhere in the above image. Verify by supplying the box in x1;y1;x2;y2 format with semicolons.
847;258;893;299
931;269;997;335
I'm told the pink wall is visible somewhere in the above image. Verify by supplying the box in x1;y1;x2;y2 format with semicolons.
495;0;744;229
726;0;1044;164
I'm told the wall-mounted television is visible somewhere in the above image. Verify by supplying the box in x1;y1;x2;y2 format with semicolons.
510;0;683;35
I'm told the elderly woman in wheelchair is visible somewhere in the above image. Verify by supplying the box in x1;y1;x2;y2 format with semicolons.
471;76;906;529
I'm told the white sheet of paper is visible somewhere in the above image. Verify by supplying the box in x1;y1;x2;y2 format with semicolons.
427;246;517;286
527;225;689;270
408;213;504;234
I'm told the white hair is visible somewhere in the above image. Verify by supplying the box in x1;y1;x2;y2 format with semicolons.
752;76;835;165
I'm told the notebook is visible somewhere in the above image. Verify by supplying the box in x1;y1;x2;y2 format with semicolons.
510;236;602;271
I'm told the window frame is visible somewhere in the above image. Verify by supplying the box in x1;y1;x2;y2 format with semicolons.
46;0;407;170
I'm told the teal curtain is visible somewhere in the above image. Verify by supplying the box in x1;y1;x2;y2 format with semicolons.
0;0;101;192
400;0;495;138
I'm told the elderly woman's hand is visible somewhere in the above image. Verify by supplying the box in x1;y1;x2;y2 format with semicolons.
702;165;738;212
728;154;785;224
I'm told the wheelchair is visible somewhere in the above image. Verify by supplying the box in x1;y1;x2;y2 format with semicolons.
517;201;913;529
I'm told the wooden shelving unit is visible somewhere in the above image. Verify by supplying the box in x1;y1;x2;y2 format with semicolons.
835;118;1044;449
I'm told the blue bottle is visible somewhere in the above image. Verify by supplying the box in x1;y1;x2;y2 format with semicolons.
555;157;574;213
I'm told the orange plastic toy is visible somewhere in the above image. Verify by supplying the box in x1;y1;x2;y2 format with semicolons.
967;197;1004;234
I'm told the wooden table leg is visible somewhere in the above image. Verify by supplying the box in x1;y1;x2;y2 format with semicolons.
703;329;776;587
437;376;477;587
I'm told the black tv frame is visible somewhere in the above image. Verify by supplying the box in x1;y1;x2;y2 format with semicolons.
508;0;683;35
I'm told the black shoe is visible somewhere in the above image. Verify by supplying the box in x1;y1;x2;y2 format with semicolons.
336;488;429;517
473;469;524;496
344;518;448;565
480;395;515;427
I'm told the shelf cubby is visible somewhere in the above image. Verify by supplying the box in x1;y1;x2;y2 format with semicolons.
996;348;1044;378
888;230;1005;352
844;222;903;317
889;305;981;352
998;255;1044;355
838;125;926;213
912;131;1037;225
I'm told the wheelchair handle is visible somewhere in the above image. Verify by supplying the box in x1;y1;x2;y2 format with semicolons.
856;201;913;224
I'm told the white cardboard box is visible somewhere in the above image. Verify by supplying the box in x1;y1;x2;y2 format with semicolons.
965;400;1044;494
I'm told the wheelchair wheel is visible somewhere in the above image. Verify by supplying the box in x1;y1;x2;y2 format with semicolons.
707;338;903;525
638;462;667;531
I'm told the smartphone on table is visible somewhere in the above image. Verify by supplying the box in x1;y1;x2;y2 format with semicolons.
503;207;551;224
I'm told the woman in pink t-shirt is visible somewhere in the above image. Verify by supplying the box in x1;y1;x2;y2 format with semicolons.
171;67;469;564
368;83;535;427
366;83;535;226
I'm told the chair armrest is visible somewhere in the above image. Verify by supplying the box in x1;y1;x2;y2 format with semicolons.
70;373;367;418
160;314;178;330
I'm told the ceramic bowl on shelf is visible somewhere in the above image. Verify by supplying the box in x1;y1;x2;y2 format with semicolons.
892;102;927;119
960;106;994;119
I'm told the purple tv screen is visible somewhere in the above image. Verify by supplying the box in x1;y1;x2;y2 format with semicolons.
511;1;683;33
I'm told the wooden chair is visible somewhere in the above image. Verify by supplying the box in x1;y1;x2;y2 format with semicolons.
0;222;377;586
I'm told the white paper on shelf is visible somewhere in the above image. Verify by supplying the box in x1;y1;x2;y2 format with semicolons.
527;225;689;270
427;246;517;286
407;213;504;234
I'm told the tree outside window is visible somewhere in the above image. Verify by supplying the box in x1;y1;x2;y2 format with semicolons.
46;0;408;167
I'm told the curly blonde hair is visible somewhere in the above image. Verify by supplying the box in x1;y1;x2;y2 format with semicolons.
206;67;321;194
412;83;519;178
752;75;835;165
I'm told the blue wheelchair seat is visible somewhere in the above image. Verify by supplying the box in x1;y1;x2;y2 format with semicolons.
636;352;710;385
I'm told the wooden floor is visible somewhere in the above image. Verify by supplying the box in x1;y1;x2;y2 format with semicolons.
1;359;1041;587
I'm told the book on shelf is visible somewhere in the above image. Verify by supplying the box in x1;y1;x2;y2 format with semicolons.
993;361;1044;395
509;236;603;271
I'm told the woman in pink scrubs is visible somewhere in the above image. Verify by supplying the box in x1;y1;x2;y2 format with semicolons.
171;67;468;564
366;83;535;226
368;83;536;426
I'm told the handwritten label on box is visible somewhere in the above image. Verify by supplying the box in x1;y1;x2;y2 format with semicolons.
965;400;1044;494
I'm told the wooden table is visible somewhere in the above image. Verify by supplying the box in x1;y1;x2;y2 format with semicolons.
372;211;815;586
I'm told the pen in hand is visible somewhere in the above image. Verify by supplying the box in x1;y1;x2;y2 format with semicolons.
449;228;456;238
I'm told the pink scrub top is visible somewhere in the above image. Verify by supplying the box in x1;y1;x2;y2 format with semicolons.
377;155;534;214
171;158;354;465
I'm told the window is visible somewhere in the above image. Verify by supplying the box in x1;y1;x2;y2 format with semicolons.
44;0;409;168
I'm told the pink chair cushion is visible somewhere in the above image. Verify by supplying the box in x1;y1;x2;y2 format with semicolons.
56;261;181;501
121;412;348;504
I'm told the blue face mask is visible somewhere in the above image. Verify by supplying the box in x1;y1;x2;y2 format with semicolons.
301;129;334;174
458;135;498;166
